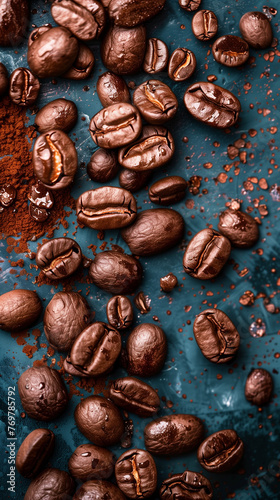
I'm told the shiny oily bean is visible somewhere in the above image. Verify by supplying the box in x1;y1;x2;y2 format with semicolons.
168;48;196;81
197;430;244;473
160;469;213;500
9;68;40;107
51;0;106;41
133;80;178;124
110;376;160;417
36;237;82;280
144;414;204;456
63;355;90;377
0;63;9;96
16;429;55;478
119;169;152;193
101;25;146;75
245;368;273;406
143;38;169;74
192;10;218;41
212;35;249;67
76;186;137;230
90;103;142;149
35;99;78;134
118;125;175;171
218;208;259;248
115;449;157;499
0;0;29;47
160;272;178;292
193;308;240;364
106;295;133;330
0;289;42;332
239;11;273;49
108;0;165;27
68;444;115;482
74;480;126;500
149;176;187;205
63;43;95;80
184;82;241;128
97;71;130;108
183;228;231;280
24;468;75;500
87;149;119;183
29;204;49;222
179;0;202;11
0;183;17;207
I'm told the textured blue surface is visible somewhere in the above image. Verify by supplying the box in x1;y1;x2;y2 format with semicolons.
1;0;280;499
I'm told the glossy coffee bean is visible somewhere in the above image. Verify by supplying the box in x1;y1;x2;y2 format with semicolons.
24;468;75;500
218;208;259;248
29;204;49;222
0;183;16;207
133;80;178;124
101;25;146;75
74;480;126;500
51;0;106;40
36;237;82;280
119;169;152;193
9;68;40;107
44;291;90;352
192;10;218;40
33;130;78;190
63;43;95;80
183;228;231;280
87;149;119;183
35;99;78;133
118;125;175;171
68;444;115;482
108;0;165;27
63;355;90;377
28;25;53;48
0;63;9;96
89;251;142;294
18;366;68;421
110;376;160;417
145;414;204;456
245;368;273;406
97;72;130;108
160;272;178;292
179;0;202;11
90;103;142;149
168;48;196;81
121;208;184;256
197;430;244;472
106;295;133;330
160;469;213;500
0;0;29;47
115;449;157;499
193;308;240;363
76;186;137;230
212;35;249;67
239;11;273;49
0;289;42;332
184;82;241;128
16;429;55;478
27;26;79;78
143;38;169;74
75;395;125;446
28;182;54;209
149;176;187;205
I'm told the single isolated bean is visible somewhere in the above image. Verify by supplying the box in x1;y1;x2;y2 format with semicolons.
168;48;196;81
239;11;273;49
35;99;78;134
149;176;187;205
73;480;126;500
160;272;178;292
0;63;9;96
16;429;55;478
115;449;157;499
218;208;259;248
0;289;42;332
63;43;95;80
24;468;75;500
197;430;244;472
9;68;40;107
0;0;29;47
68;444;115;481
160;469;213;500
106;295;133;330
51;0;106;40
179;0;202;11
192;10;218;40
101;25;146;75
133;80;178;124
110;376;160;417
97;71;130;108
108;0;165;27
212;35;250;67
143;38;169;74
36;237;82;280
87;149;119;183
119;169;152;193
245;368;273;406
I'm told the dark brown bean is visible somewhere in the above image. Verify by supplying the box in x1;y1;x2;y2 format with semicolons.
212;35;250;67
133;80;178;124
16;429;55;478
0;183;17;207
134;291;151;314
0;63;9;96
179;0;202;11
106;295;133;330
63;43;95;80
239;11;273;49
160;469;213;500
119;169;152;193
0;289;42;332
108;0;165;27
197;430;244;472
73;480;126;500
218;208;259;248
36;237;82;280
9;68;40;107
143;38;169;74
0;0;29;47
51;0;106;41
115;449;157;499
29;204;49;222
110;376;160;417
68;444;115;481
168;48;196;81
28;182;54;210
192;10;218;40
24;468;75;500
97;71;130;108
149;176;187;205
87;149;119;183
101;25;146;75
35;99;78;134
245;368;273;406
160;272;178;292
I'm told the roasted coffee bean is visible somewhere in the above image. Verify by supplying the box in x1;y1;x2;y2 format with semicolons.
16;429;55;478
160;272;178;292
51;0;106;40
18;366;68;421
29;204;49;222
124;323;167;377
27;26;79;78
184;82;241;128
9;68;40;107
106;295;133;330
44;291;90;352
193;308;240;364
70;322;121;376
75;395;125;446
90;103;142;149
89;251;142;294
133;80;178;124
63;355;90;377
36;237;82;280
28;25;53;48
87;149;119;183
160;469;213;500
149;176;187;205
28;182;54;209
192;10;218;40
197;430;244;472
218;208;259;248
0;0;29;47
115;449;157;499
118;125;175;171
0;183;16;207
179;0;202;11
0;289;42;332
121;208;184;256
35;99;78;133
33;129;78;190
212;35;249;67
239;11;273;49
245;368;273;406
168;48;196;81
108;0;165;27
183;228;231;280
143;38;169;74
119;169;152;193
73;480;126;500
63;43;95;79
0;63;9;96
97;72;130;108
110;376;160;417
68;444;115;482
101;25;146;75
24;468;75;500
134;291;151;314
144;414;204;456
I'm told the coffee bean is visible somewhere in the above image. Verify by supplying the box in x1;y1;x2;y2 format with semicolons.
239;11;273;49
0;63;9;96
89;251;142;294
73;480;126;500
24;469;75;500
245;368;273;406
0;289;42;332
160;272;178;292
212;35;250;67
121;208;184;256
179;0;202;11
149;176;187;205
144;414;204;455
197;430;244;472
133;80;178;124
33;129;78;190
119;169;152;193
218;208;259;248
0;0;29;47
183;228;231;280
134;291;151;314
143;38;169;74
110;376;160;417
90;103;142;149
160;469;213;500
51;0;106;40
87;149;119;183
101;25;146;75
76;186;137;230
108;0;165;27
9;68;40;107
35;99;78;133
63;354;90;377
106;295;133;330
192;10;218;41
28;182;54;209
115;449;157;499
168;48;196;81
36;237;82;280
68;444;115;482
0;183;17;207
29;204;49;222
193;308;240;363
16;429;55;478
63;43;95;80
97;72;130;108
184;82;241;128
